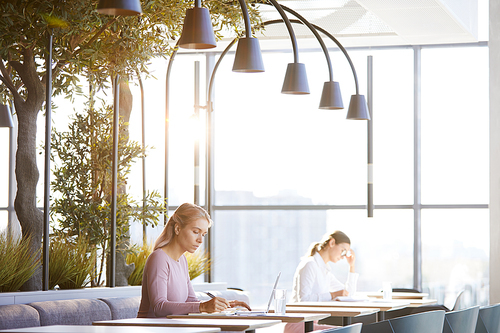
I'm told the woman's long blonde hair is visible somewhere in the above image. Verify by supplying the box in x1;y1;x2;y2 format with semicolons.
154;203;212;250
307;230;350;257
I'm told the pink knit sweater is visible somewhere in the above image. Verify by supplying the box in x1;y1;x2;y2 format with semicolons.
137;249;200;317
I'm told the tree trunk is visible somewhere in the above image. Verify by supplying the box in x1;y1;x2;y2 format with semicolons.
13;52;46;291
114;78;134;286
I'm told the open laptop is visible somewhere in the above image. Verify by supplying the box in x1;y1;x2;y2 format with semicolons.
235;271;281;316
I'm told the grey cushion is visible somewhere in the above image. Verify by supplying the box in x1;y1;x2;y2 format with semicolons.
99;296;141;320
0;304;41;329
28;298;111;326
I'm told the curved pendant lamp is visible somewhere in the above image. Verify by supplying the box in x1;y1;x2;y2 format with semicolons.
231;0;264;72
346;94;371;120
232;37;265;72
282;63;309;94
319;81;343;109
265;0;309;94
178;6;216;49
96;0;142;15
0;104;14;128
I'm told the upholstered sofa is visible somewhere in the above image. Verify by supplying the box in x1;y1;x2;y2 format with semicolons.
0;290;250;330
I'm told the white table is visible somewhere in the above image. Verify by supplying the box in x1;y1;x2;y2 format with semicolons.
168;312;328;332
0;325;220;333
287;300;411;321
93;317;281;333
281;306;379;326
364;292;429;300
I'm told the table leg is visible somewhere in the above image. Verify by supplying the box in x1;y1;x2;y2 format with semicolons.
342;317;352;326
378;311;386;321
304;321;314;333
245;330;256;333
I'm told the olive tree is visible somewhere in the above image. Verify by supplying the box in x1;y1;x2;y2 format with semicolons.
0;0;263;290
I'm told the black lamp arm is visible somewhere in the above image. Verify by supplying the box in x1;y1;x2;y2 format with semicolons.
263;18;333;82
309;23;360;95
208;37;239;108
266;0;299;63
237;0;252;38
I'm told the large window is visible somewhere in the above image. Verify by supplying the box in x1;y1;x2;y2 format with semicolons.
421;47;489;205
1;41;488;308
422;209;489;308
207;44;488;307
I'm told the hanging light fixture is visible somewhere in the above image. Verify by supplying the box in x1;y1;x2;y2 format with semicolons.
0;104;14;128
96;0;142;15
232;0;264;72
263;0;309;94
178;0;216;49
232;37;264;72
347;94;370;120
282;63;309;94
319;81;343;109
310;24;370;120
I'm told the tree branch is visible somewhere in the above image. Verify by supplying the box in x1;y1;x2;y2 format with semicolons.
51;17;119;76
0;60;22;101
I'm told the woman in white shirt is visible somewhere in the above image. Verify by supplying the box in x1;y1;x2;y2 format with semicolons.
291;230;358;302
284;231;358;333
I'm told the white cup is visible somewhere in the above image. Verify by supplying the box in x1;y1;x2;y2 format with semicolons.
383;281;392;300
274;289;287;315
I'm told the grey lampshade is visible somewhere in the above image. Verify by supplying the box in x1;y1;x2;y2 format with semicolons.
96;0;142;15
319;81;344;109
178;7;217;49
232;37;265;73
281;63;310;94
0;104;14;128
346;94;371;120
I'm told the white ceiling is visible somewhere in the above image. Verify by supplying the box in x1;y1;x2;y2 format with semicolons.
214;0;482;51
177;0;485;53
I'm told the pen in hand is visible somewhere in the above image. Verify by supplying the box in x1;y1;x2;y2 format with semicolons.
202;292;230;313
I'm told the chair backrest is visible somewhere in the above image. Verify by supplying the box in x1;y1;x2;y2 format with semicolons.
444;306;480;333
0;304;40;330
389;310;445;333
321;323;363;333
475;303;500;333
392;288;421;293
29;298;112;326
451;290;466;311
361;320;393;333
99;296;141;320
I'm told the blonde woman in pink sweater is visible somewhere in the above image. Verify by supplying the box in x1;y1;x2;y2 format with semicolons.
137;203;250;317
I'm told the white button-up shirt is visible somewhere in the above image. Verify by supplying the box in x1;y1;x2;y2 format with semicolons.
291;253;359;302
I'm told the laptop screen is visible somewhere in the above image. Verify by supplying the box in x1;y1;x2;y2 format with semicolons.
264;272;281;313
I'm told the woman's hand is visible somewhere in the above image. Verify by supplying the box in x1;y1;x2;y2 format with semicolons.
330;289;349;300
229;300;251;311
199;297;230;313
346;249;356;272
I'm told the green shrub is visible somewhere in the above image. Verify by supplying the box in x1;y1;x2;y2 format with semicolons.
0;233;40;292
50;105;165;286
185;250;211;281
126;243;153;286
126;245;211;284
49;234;97;289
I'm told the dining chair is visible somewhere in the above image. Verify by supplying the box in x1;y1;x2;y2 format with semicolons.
361;310;446;333
320;323;363;333
475;303;500;333
451;290;467;311
443;306;480;333
360;320;393;333
390;309;445;333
